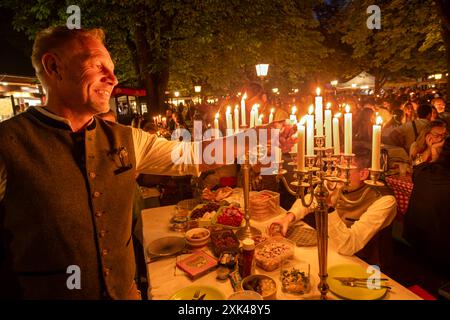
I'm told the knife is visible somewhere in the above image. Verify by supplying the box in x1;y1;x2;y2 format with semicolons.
333;277;389;282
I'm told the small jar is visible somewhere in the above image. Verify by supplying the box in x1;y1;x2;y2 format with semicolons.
239;238;255;279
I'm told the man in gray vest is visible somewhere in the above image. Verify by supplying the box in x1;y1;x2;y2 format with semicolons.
0;26;293;299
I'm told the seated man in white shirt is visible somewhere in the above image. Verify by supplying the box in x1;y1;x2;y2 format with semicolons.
269;145;397;268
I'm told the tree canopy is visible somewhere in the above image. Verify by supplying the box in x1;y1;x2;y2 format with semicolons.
1;0;448;112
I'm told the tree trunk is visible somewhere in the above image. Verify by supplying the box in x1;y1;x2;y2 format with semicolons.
133;8;171;119
374;69;386;95
142;67;169;119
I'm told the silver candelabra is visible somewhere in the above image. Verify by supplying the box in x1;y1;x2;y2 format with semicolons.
274;135;385;300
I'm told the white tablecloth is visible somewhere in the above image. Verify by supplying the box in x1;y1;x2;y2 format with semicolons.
141;204;421;300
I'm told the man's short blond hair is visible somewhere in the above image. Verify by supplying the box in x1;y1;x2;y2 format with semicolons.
31;26;105;88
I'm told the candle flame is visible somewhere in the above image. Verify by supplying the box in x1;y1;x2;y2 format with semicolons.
308;105;314;115
242;92;247;100
326;102;331;109
215;113;219;119
345;104;351;113
259;114;264;119
162;117;166;121
316;87;321;96
376;116;383;125
334;112;342;118
234;104;239;110
271;108;275;113
226;106;231;113
208;123;211;127
291;105;297;114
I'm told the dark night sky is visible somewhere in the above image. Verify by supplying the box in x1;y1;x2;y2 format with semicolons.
0;8;35;76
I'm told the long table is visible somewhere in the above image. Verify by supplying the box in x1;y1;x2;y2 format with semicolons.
141;205;421;300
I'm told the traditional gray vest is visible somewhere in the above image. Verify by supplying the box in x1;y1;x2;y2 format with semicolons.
0;108;137;299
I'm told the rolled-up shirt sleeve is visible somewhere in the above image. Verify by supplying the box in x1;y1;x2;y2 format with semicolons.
328;195;397;256
132;127;200;177
288;195;316;221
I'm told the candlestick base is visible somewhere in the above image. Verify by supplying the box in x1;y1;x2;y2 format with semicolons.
236;226;261;240
364;180;385;187
364;169;385;187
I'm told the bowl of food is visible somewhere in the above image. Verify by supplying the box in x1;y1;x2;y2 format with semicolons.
185;228;210;248
210;229;240;257
227;290;263;300
280;259;311;295
240;274;277;300
212;205;245;229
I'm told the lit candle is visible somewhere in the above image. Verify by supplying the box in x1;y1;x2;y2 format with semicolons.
241;92;247;126
333;113;341;155
315;88;323;136
162;117;167;127
297;121;305;171
325;102;332;148
275;146;282;164
254;104;259;125
268;108;274;123
250;106;256;128
257;114;263;126
214;113;220;138
226;106;233;136
234;105;239;133
371;116;383;170
306;105;315;156
344;104;352;155
290;106;297;125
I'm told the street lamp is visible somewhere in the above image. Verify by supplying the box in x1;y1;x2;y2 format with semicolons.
255;64;269;83
194;85;202;104
331;80;338;96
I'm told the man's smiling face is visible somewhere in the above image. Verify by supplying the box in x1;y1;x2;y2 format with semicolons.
56;36;118;115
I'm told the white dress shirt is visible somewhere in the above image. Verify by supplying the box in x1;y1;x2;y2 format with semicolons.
288;188;397;256
0;106;200;201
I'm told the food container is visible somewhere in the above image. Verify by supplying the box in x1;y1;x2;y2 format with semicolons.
254;236;295;272
280;259;311;294
210;229;240;257
240;274;277;300
249;190;280;222
185;227;210;249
